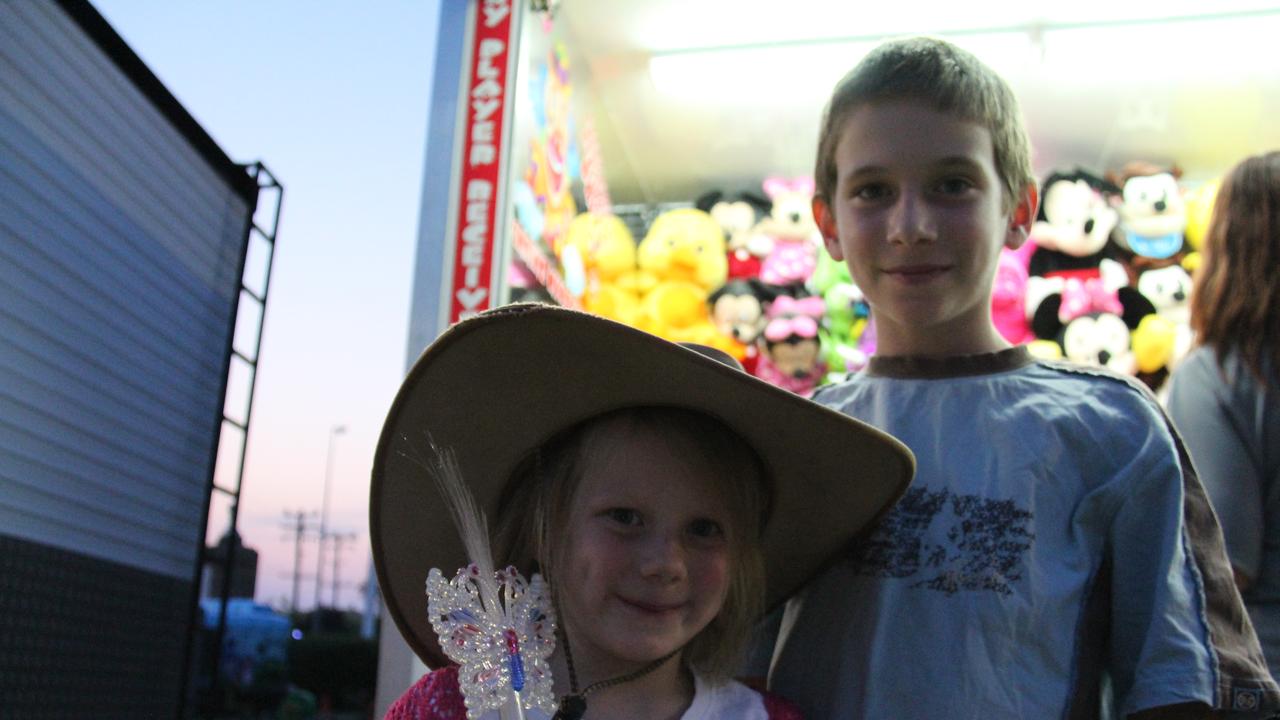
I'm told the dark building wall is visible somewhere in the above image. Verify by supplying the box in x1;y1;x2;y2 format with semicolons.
0;535;191;718
0;1;258;715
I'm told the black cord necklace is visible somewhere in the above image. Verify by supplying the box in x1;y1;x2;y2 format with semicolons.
550;624;681;720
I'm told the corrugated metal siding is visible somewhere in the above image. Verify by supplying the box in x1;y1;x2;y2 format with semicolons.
0;2;252;579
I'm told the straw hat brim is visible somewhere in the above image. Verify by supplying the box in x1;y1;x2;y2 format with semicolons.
370;303;914;667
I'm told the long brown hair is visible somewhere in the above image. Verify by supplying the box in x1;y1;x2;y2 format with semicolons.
1190;151;1280;386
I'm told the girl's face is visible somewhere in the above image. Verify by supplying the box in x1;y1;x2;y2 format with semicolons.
557;428;734;677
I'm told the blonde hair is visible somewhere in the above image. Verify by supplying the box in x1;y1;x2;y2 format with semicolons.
494;406;767;681
814;36;1035;213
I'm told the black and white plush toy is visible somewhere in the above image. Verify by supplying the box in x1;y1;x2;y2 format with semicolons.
1025;169;1128;334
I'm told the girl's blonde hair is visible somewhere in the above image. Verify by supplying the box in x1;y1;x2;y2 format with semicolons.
493;406;768;681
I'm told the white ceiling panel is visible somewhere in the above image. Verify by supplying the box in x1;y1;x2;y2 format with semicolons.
551;2;1280;203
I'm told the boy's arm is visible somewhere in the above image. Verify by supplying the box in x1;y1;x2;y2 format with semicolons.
1109;389;1278;716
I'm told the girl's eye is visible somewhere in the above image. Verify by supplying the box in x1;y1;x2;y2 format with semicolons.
604;508;642;527
687;518;725;540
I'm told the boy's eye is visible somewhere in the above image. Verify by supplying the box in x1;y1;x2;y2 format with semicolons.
604;508;642;527
687;518;724;540
936;177;975;195
851;183;890;202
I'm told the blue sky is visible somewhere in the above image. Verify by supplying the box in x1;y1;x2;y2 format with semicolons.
93;1;442;610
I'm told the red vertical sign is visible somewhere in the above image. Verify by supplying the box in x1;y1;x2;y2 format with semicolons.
448;0;515;324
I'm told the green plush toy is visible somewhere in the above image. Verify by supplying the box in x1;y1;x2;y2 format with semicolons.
809;248;870;383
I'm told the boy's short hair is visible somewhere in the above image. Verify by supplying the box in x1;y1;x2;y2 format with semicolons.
814;36;1035;212
494;406;768;682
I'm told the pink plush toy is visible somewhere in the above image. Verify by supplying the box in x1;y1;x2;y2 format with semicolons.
991;247;1034;344
754;294;827;397
757;177;820;287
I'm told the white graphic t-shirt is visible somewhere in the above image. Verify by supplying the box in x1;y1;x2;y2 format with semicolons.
768;347;1277;719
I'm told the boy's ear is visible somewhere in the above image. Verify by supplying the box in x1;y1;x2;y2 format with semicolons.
811;196;843;260
1005;183;1039;251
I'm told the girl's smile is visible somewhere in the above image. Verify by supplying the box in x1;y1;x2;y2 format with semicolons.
556;426;733;680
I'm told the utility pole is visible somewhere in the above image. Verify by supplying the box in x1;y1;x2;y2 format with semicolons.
314;425;345;609
280;509;315;614
329;531;357;608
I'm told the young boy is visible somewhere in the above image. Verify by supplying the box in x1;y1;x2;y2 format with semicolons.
765;37;1279;718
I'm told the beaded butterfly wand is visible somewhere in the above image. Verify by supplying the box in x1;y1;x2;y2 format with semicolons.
423;448;558;720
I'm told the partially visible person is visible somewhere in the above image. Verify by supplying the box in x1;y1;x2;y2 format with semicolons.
1167;150;1280;681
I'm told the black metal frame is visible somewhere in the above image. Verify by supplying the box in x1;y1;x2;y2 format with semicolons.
177;162;283;718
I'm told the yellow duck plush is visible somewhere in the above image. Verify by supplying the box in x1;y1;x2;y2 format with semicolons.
635;208;730;347
560;211;649;327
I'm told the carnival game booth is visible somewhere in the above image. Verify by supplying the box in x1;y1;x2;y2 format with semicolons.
377;1;1280;713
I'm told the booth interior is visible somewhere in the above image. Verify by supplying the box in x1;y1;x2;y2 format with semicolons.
500;0;1280;401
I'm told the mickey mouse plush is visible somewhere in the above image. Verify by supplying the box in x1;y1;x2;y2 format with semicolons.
1109;161;1187;263
707;278;778;374
696;190;773;280
1106;162;1193;304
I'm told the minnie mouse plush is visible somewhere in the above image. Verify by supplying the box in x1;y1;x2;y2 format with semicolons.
1025;169;1127;327
1032;284;1156;375
756;176;821;290
754;294;827;398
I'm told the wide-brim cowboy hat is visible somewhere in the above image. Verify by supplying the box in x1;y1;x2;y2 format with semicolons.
370;303;914;667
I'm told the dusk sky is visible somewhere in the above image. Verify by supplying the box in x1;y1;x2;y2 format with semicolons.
94;1;443;611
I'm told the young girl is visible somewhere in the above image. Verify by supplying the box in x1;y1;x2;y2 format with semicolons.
370;303;914;720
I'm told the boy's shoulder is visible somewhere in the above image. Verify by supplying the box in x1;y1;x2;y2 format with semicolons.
1032;356;1164;404
816;354;1170;453
818;352;1160;410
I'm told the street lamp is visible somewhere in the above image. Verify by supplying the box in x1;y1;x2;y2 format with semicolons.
314;424;346;610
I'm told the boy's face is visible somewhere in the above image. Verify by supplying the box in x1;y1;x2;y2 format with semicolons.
813;100;1036;356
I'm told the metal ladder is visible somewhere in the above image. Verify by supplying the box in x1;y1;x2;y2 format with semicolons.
179;161;284;717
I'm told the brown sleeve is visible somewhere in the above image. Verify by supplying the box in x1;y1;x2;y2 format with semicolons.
1164;407;1280;713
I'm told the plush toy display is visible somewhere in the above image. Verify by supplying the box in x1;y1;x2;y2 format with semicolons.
696;190;773;280
754;294;827;398
1182;177;1219;252
512;180;546;243
517;150;1218;398
1025;169;1126;328
755;176;821;289
992;246;1035;345
707;278;777;373
1135;263;1193;368
1110;162;1188;263
1130;313;1179;396
1107;163;1191;318
637;208;728;290
1032;285;1156;374
809;248;872;380
634;208;728;345
560;211;647;327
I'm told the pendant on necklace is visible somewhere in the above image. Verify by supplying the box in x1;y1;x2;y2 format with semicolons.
552;694;586;720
